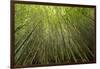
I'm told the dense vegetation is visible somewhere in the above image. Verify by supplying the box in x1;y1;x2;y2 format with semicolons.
14;4;95;66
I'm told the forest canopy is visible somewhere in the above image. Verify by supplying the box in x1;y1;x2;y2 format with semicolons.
14;4;95;66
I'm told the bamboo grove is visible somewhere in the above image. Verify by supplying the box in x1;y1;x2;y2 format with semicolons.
14;4;95;66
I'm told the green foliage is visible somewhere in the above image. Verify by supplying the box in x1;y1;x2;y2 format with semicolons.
14;4;95;65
